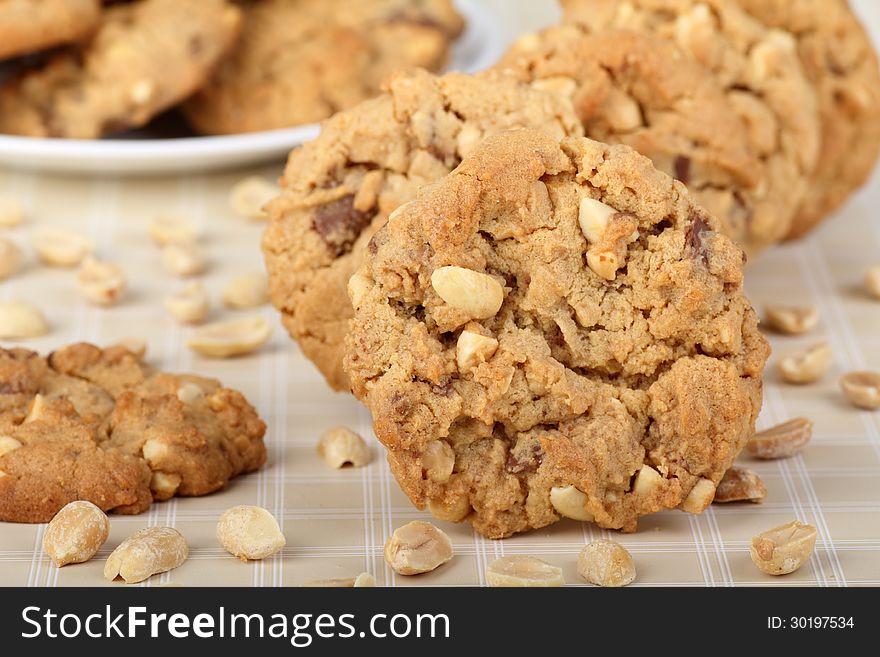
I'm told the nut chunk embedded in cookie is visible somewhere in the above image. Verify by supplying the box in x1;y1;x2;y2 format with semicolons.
0;343;267;523
345;129;768;538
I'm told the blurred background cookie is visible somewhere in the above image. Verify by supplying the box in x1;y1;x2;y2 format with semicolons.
0;0;101;61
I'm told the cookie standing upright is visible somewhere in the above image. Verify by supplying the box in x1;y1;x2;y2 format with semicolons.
262;68;584;391
345;129;769;538
0;0;242;138
736;0;880;238
183;0;464;134
560;0;821;255
0;0;101;61
497;26;770;255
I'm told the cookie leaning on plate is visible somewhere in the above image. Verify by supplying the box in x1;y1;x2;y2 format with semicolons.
183;0;464;134
0;0;241;138
736;0;880;238
560;0;820;256
0;343;267;523
345;129;769;538
0;0;101;61
262;68;583;391
497;26;767;256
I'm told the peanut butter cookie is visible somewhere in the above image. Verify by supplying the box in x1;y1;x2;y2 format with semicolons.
345;129;769;538
0;0;100;61
183;0;464;134
736;0;880;238
262;68;583;391
560;0;821;255
0;0;241;138
0;343;267;523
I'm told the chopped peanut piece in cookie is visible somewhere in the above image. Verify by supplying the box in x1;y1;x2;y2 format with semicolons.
318;426;371;469
578;540;636;587
763;305;819;335
229;176;278;221
550;485;594;521
866;266;880;300
0;435;23;457
431;266;504;320
580;204;639;281
223;272;269;309
456;330;498;372
187;317;271;358
77;257;126;306
166;281;210;325
778;343;833;384
217;505;286;561
633;464;663;496
679;478;716;514
0;301;49;339
840;371;880;410
714;467;767;504
43;501;109;567
0;195;24;227
104;527;188;584
487;555;565;587
747;418;812;459
0;237;22;280
384;521;453;575
32;229;92;267
149;215;199;246
750;520;816;575
162;241;206;277
422;440;454;483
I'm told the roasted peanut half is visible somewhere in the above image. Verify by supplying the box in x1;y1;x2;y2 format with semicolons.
713;467;767;504
763;305;819;335
578;540;636;587
750;520;817;575
317;426;371;468
747;418;812;459
431;266;504;320
217;505;286;561
0;237;22;280
487;555;565;587
840;371;880;410
187;317;271;358
384;521;453;575
0;301;49;339
104;527;188;584
777;343;833;384
32;229;92;267
149;215;198;246
223;272;269;309
0;195;23;227
77;257;126;306
43;501;109;567
162;241;206;277
165;281;210;324
229;176;277;221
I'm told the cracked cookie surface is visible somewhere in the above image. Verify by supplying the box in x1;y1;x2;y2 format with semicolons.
262;68;583;391
0;0;100;61
0;0;241;138
560;0;820;256
736;0;880;238
183;0;464;134
345;129;769;538
0;343;267;523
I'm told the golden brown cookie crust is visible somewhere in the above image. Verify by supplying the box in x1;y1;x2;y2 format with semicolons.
0;343;267;523
262;68;584;391
736;0;880;238
0;0;242;138
345;129;769;538
183;0;464;134
0;0;101;61
560;0;821;255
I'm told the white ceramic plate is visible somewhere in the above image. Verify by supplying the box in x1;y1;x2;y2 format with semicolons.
0;0;504;175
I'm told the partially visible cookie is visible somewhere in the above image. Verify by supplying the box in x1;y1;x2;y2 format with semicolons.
0;0;242;138
0;343;267;523
262;68;584;391
345;129;769;538
560;0;821;255
183;0;464;134
497;26;767;255
736;0;880;238
0;0;101;61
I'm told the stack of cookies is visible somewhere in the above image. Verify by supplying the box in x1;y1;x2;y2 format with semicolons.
0;0;464;137
262;0;880;538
